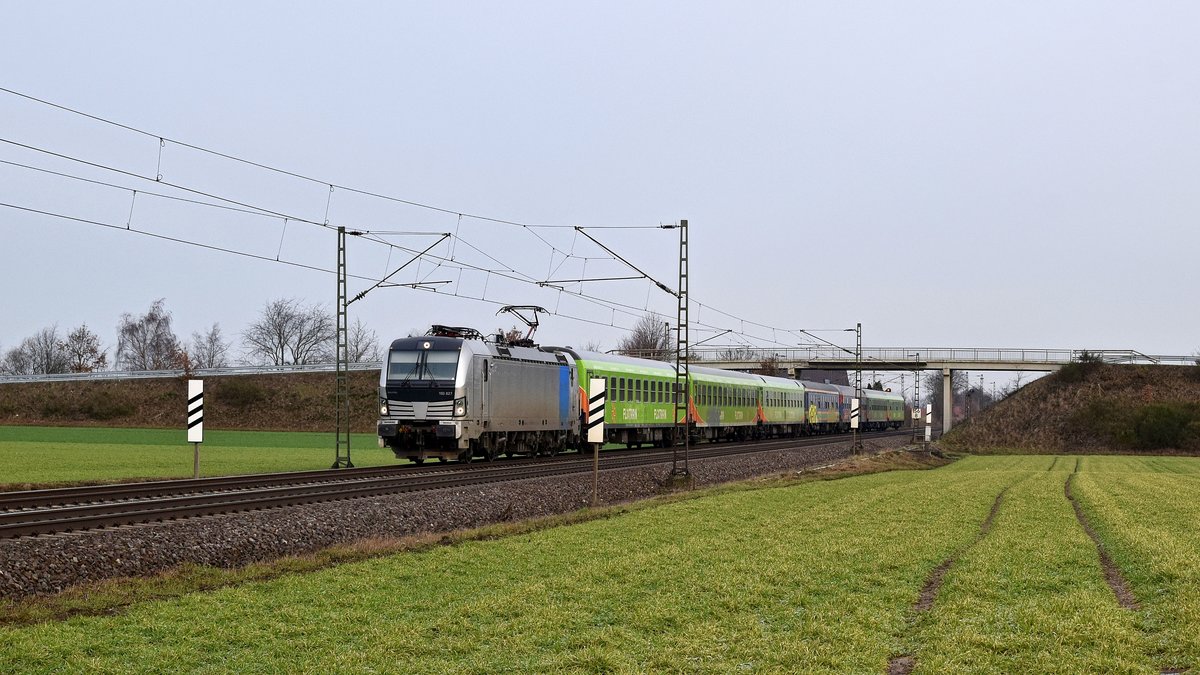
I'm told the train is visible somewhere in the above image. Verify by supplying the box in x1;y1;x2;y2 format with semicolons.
376;326;907;463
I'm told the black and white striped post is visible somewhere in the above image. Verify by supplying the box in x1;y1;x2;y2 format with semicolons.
588;378;606;507
850;397;860;432
924;403;932;445
188;380;204;478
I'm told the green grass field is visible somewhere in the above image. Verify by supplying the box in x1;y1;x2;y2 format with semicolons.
3;454;1200;672
0;426;394;487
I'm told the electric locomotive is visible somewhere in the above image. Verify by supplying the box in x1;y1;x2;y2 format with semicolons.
376;326;580;463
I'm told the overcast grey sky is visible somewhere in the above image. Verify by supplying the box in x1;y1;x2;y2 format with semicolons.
3;2;1198;377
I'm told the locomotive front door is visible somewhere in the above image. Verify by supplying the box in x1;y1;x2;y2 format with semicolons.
480;358;489;421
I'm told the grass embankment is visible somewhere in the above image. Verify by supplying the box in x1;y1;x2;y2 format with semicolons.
0;454;1006;673
0;426;390;489
0;370;381;432
947;363;1200;453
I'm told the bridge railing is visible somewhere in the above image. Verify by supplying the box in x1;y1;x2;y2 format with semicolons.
615;347;1194;367
0;362;384;384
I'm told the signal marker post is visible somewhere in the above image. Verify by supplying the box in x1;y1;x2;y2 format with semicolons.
587;378;606;507
188;380;204;478
924;403;932;445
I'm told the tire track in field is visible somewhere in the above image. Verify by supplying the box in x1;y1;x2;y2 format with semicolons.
888;485;1011;675
1063;462;1194;674
1063;464;1138;610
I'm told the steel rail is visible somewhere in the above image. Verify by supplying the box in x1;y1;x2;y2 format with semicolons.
0;430;913;538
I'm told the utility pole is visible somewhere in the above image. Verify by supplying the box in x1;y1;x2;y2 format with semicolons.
979;373;985;414
912;352;920;442
333;226;353;468
671;219;690;480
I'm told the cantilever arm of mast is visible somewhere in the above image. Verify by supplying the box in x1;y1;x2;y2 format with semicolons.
349;233;450;304
573;226;678;297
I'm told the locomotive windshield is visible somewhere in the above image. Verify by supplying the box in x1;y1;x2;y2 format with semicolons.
387;349;459;382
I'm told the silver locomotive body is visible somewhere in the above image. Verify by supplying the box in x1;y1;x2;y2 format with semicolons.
377;333;581;463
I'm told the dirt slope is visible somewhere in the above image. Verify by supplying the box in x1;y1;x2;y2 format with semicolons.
945;363;1200;452
0;370;381;433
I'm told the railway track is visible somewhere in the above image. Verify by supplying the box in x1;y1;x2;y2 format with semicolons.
0;429;916;539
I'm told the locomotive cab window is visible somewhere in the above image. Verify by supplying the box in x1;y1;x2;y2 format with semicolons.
387;349;459;381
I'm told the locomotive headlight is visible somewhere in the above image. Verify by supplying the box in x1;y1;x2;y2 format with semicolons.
454;397;467;417
380;399;389;416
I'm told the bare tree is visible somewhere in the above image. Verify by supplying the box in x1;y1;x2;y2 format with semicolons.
116;299;182;370
190;323;231;369
2;326;71;375
718;346;759;361
241;298;335;365
923;369;969;422
347;317;382;363
1;345;29;375
754;354;783;376
63;324;108;372
581;339;605;352
616;312;673;361
1;344;30;375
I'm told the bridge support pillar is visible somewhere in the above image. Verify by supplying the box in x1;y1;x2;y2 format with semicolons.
943;368;955;436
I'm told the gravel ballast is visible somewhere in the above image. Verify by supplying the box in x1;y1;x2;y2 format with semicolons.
0;436;908;601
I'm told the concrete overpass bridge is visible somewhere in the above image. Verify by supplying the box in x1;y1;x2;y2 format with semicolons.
674;347;1193;435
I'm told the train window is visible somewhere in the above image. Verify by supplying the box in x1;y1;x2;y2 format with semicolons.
618;378;625;402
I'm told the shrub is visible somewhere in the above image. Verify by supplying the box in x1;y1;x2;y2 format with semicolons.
39;398;71;418
1057;351;1105;384
1132;403;1199;450
81;391;135;421
219;379;267;409
1065;399;1134;446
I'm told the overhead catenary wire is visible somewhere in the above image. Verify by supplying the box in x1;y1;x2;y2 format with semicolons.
0;191;661;333
0;86;667;237
0;200;645;334
2;103;777;339
1;88;829;350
